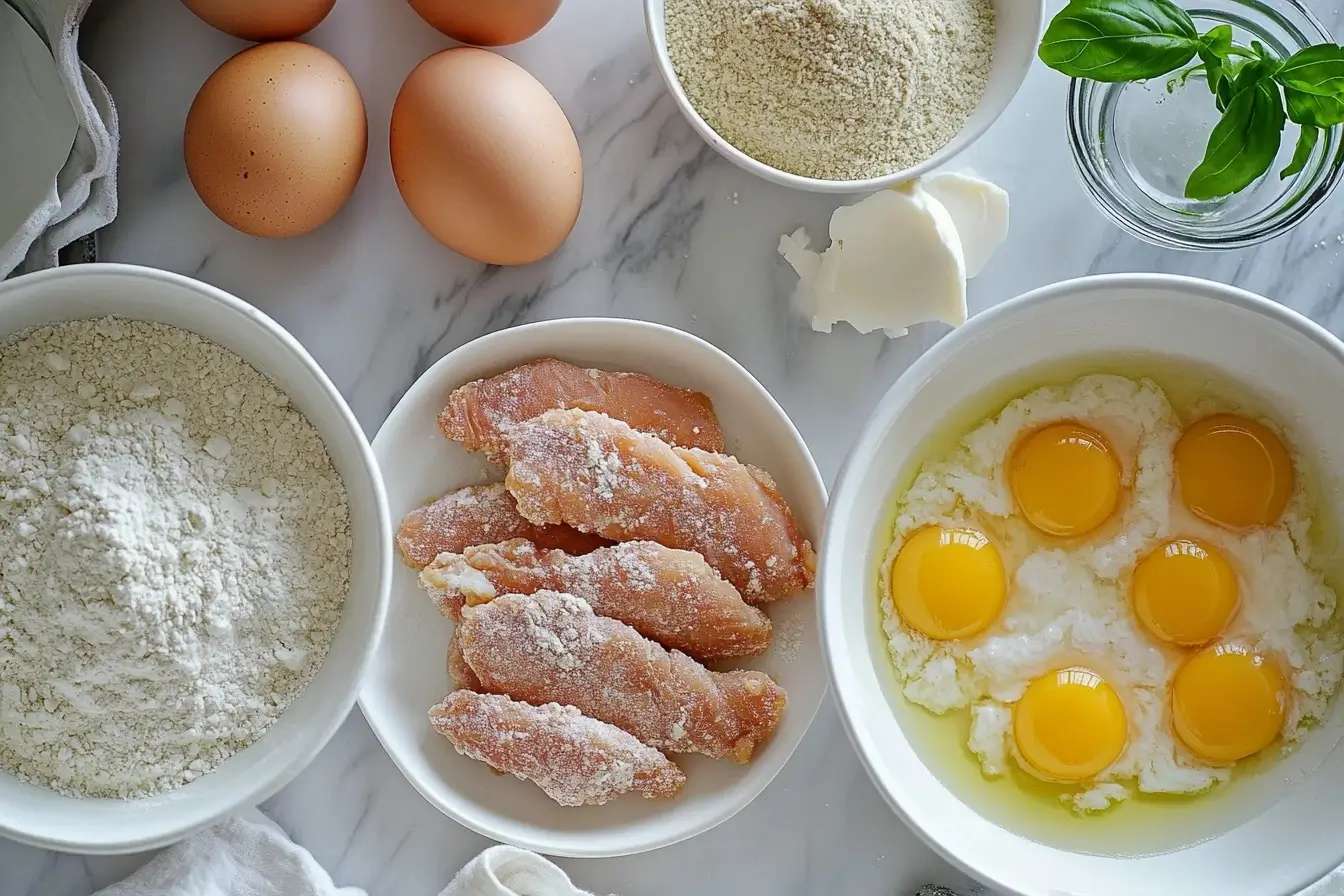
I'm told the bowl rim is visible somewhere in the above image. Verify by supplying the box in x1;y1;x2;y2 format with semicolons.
642;0;1045;193
817;273;1344;895
0;263;392;854
361;315;828;858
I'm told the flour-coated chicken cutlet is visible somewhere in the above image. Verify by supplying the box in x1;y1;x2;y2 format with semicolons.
501;409;814;602
439;357;725;459
420;538;771;660
396;482;607;568
457;591;786;762
430;690;686;806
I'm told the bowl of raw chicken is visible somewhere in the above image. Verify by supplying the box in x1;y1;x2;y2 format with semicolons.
361;318;826;857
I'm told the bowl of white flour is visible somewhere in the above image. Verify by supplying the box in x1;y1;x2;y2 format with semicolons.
0;264;391;854
646;0;1043;191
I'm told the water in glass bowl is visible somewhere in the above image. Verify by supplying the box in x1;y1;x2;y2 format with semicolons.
1111;71;1299;220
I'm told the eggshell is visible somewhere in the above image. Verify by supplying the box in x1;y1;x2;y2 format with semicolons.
389;48;582;266
407;0;561;46
180;0;336;41
184;41;367;239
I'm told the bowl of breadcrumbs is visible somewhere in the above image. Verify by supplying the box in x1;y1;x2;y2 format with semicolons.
647;0;1043;191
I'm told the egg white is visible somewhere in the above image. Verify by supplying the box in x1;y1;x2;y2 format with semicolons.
880;375;1344;812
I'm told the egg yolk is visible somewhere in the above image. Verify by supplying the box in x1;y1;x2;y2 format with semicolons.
1171;643;1287;763
1013;667;1127;782
1009;422;1121;538
1131;538;1239;646
890;526;1006;640
1174;414;1292;531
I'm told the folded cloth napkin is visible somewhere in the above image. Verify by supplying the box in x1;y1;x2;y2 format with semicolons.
1;0;119;278
93;810;598;896
90;810;974;896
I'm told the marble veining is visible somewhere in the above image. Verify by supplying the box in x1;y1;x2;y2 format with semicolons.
8;0;1344;893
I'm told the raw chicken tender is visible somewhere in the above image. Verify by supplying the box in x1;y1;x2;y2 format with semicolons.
420;539;772;660
396;483;607;567
457;591;786;762
439;357;724;458
430;690;686;806
446;627;481;691
501;409;815;602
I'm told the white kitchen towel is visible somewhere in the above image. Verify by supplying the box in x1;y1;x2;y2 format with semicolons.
1;0;119;278
93;810;364;896
24;57;119;270
93;809;599;896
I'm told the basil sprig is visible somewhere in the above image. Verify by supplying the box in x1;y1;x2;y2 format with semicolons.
1040;0;1344;200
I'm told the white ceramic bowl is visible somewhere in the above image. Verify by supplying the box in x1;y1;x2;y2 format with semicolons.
644;0;1043;193
0;264;392;854
363;318;826;857
820;274;1344;896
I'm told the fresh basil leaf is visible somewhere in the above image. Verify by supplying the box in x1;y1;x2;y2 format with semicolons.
1284;85;1344;126
1199;25;1233;99
1214;57;1244;111
1201;24;1233;57
1039;0;1200;82
1210;56;1268;111
1249;40;1279;66
1276;44;1344;97
1281;125;1319;178
1185;78;1287;199
1233;58;1277;88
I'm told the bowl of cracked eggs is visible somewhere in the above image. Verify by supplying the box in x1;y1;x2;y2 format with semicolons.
821;274;1344;895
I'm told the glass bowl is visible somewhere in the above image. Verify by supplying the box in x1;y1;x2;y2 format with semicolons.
1067;0;1344;250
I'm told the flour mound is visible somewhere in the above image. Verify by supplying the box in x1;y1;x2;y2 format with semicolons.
0;318;350;798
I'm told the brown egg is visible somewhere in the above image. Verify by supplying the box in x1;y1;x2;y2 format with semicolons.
390;48;582;266
184;42;367;239
407;0;561;46
180;0;337;41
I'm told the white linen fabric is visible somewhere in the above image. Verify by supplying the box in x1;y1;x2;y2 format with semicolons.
92;810;601;896
1;0;119;278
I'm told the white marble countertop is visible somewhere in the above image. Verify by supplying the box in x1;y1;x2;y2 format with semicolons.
8;0;1344;893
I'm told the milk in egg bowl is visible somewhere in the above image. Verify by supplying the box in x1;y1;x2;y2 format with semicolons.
879;371;1344;831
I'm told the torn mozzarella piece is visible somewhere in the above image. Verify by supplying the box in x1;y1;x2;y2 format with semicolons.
922;171;1010;279
778;172;1010;339
779;182;967;338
